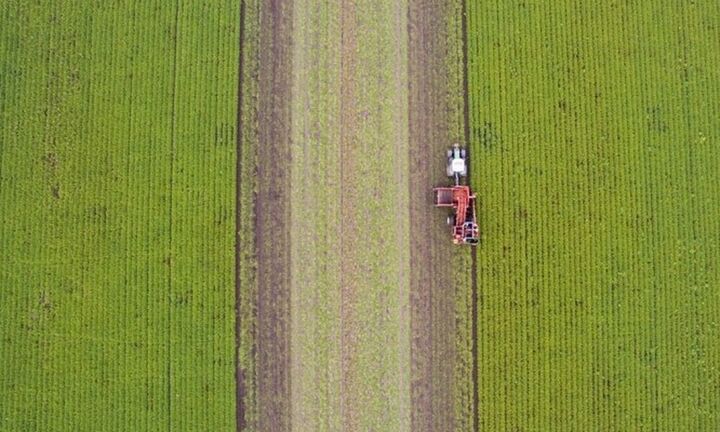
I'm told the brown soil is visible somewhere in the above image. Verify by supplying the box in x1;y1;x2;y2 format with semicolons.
408;1;458;431
255;0;294;430
339;0;359;429
247;1;465;429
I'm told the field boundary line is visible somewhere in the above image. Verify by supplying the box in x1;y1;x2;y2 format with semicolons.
460;0;479;430
234;0;247;430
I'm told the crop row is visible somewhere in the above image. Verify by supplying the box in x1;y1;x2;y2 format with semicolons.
0;1;239;430
465;1;720;430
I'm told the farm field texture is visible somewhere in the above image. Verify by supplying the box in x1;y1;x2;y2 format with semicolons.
237;0;475;430
467;1;720;431
1;1;719;432
0;1;239;430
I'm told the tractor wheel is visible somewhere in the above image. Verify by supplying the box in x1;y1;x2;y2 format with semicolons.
460;149;466;158
447;149;452;158
447;215;455;226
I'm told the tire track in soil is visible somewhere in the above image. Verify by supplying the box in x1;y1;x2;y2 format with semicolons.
255;0;293;431
408;1;457;431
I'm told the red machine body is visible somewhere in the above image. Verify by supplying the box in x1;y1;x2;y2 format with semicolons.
434;185;479;245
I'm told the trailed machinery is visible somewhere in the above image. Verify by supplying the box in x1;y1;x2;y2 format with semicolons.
433;144;479;245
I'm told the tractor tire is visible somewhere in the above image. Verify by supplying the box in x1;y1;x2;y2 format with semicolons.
447;215;455;226
460;149;466;158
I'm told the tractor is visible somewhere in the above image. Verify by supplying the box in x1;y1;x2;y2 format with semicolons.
433;144;479;245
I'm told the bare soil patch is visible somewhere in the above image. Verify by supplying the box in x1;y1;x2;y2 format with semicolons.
408;1;458;431
339;0;360;429
255;0;294;430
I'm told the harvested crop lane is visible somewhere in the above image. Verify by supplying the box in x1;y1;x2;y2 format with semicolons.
288;0;343;430
255;0;293;430
408;0;471;430
339;0;411;430
339;0;360;429
408;1;454;430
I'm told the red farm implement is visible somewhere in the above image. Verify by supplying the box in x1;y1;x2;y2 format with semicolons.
433;144;479;245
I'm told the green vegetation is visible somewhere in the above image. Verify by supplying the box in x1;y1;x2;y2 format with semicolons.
236;0;259;428
342;2;411;430
3;1;718;431
287;0;342;430
0;1;238;430
466;2;720;430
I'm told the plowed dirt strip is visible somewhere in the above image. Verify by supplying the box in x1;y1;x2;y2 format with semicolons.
250;1;465;430
408;1;471;431
408;2;454;430
255;0;293;430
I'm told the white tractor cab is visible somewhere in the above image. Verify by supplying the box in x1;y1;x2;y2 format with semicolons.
446;143;467;185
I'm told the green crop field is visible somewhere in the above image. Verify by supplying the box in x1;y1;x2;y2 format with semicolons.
467;2;720;431
1;1;719;431
0;1;239;430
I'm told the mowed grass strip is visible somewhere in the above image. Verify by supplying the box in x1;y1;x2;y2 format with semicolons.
467;1;720;430
237;0;260;428
341;1;411;429
0;1;238;430
288;0;342;430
